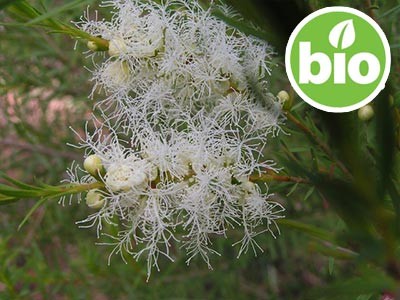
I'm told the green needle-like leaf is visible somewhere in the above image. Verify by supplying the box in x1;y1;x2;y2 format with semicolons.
18;197;48;230
277;219;335;242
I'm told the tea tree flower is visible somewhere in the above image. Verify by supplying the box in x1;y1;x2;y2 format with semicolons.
71;0;285;278
76;0;278;125
73;124;284;278
105;157;154;192
108;38;128;57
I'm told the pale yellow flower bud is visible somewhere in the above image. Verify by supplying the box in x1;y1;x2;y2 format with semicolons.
83;155;103;177
86;189;105;209
277;90;290;104
358;105;374;121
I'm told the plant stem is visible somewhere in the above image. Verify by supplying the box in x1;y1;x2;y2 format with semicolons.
58;181;105;195
365;0;377;19
250;173;310;184
0;181;104;204
286;112;352;179
5;1;109;51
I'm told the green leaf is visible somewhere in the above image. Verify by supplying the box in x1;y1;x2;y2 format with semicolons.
277;219;335;242
24;0;93;26
18;197;47;230
286;147;309;153
0;171;41;190
3;0;108;49
5;1;41;22
304;186;315;201
0;184;41;198
0;0;22;10
308;268;395;300
328;257;335;275
310;241;357;260
0;196;18;205
291;100;306;111
286;182;298;196
210;8;271;42
378;5;400;18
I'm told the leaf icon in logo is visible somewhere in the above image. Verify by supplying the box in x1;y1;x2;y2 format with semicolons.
329;19;355;50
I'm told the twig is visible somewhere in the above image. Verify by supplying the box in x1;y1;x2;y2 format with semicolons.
250;173;311;184
286;112;352;179
365;0;377;20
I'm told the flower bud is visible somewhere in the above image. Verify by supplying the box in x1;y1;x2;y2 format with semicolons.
277;90;290;103
358;105;374;121
86;189;105;209
87;40;98;51
277;90;292;111
83;155;103;177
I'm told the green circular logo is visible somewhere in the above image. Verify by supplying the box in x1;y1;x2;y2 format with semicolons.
285;7;391;113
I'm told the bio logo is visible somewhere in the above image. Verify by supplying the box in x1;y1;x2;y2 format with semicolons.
285;7;391;113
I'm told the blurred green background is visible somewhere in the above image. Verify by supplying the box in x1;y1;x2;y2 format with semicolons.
0;0;399;299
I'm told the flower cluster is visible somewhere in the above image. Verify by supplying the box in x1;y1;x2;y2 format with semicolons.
70;0;285;278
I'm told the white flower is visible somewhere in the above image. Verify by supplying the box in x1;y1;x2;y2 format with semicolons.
108;37;128;57
105;157;153;192
103;60;130;87
76;0;277;122
70;0;286;278
105;164;136;192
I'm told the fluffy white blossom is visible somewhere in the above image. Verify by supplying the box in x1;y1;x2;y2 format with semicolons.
70;0;285;278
